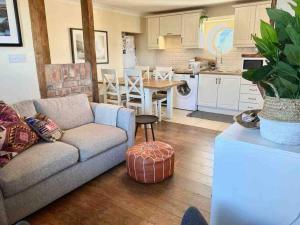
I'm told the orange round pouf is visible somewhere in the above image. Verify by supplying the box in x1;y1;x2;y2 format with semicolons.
126;141;175;184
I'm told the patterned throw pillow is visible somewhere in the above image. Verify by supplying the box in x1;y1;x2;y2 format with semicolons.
25;113;63;142
0;101;20;126
0;102;39;167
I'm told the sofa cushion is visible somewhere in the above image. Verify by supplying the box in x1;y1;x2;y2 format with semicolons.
12;100;37;118
0;141;79;198
61;123;127;161
25;113;64;142
34;94;94;130
0;102;39;167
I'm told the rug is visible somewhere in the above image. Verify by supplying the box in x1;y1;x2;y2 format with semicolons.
187;111;234;123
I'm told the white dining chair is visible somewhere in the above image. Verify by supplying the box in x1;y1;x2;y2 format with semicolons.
101;68;126;106
124;68;159;116
154;66;174;81
136;66;150;80
154;67;174;121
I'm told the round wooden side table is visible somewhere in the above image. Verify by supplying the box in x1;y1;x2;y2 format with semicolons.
135;115;159;142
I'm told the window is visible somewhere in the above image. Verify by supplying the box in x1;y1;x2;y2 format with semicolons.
200;16;234;55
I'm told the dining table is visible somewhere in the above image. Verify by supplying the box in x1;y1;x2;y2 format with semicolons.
98;78;184;119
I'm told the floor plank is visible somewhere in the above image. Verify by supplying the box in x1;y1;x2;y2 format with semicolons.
26;121;217;225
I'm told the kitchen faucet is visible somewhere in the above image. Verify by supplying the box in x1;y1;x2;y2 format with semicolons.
215;48;223;70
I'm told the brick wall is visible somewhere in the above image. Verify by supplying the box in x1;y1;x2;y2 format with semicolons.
45;63;92;98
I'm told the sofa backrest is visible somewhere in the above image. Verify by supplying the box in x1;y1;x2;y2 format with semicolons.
34;94;94;130
12;100;37;118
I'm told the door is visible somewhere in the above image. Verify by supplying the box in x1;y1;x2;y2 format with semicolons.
254;3;271;38
217;76;241;110
148;17;160;49
233;6;256;47
160;15;182;36
182;13;200;48
198;75;219;107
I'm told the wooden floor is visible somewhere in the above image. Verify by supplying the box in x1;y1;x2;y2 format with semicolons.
26;121;219;225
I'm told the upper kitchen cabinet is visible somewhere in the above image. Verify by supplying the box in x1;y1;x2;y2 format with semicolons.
159;15;182;36
147;17;165;49
233;1;271;48
233;5;256;47
146;10;205;49
181;13;201;48
254;3;271;37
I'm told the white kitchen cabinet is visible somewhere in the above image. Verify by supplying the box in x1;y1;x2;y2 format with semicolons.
198;75;219;107
147;17;162;49
254;3;271;37
217;76;241;110
240;83;261;95
198;75;240;110
233;1;271;47
181;13;201;48
233;5;256;47
146;10;204;49
239;102;262;111
239;78;264;111
198;75;264;114
159;15;182;36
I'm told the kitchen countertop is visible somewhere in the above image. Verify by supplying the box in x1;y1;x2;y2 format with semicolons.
199;69;242;76
173;69;242;76
173;69;194;74
149;68;242;76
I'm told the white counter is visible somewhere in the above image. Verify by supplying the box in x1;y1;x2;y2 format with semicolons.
211;123;300;225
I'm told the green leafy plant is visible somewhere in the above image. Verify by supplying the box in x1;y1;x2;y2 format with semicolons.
242;0;300;99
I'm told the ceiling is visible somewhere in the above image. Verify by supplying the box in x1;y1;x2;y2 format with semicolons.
95;0;251;15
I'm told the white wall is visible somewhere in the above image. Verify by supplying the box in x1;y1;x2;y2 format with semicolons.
0;0;40;103
0;0;142;104
45;0;142;78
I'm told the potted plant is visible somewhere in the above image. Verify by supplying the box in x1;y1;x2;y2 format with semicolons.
243;0;300;145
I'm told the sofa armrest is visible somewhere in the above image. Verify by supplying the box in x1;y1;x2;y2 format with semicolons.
90;103;136;147
116;107;136;147
0;190;8;225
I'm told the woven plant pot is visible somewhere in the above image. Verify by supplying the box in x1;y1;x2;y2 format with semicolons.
259;96;300;145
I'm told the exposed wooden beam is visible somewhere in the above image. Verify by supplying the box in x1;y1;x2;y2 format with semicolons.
28;0;51;99
271;0;277;9
271;0;277;27
80;0;100;103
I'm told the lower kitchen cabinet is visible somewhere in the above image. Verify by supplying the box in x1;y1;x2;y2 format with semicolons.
198;75;219;107
239;79;264;111
198;74;241;112
217;76;241;110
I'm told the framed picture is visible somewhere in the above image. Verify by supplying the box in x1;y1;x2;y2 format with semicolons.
0;0;22;46
70;28;109;64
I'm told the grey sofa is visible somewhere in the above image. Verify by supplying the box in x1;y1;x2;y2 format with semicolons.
0;94;135;225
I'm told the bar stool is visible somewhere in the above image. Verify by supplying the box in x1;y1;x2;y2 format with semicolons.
135;115;159;142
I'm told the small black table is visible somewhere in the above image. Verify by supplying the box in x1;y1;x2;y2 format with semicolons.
135;115;159;142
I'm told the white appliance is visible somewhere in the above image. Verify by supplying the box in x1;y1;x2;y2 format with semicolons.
123;35;136;69
173;73;199;111
242;57;267;71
